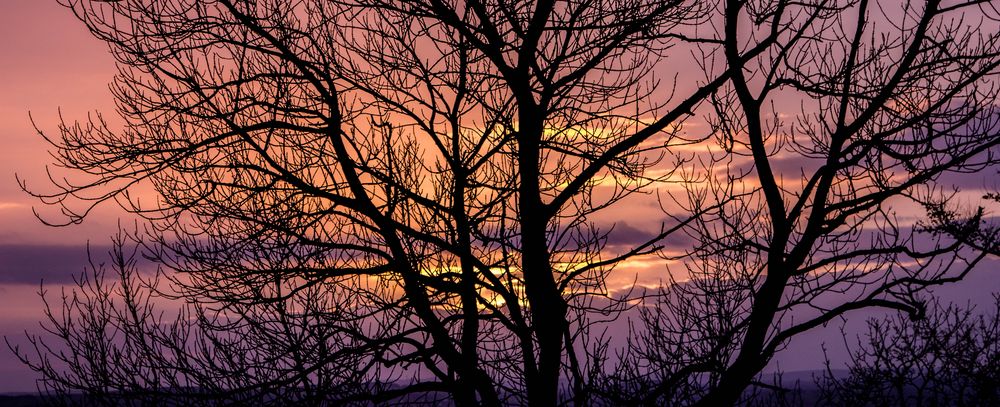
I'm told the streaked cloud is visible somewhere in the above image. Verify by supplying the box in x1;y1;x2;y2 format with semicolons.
0;202;24;210
0;244;109;284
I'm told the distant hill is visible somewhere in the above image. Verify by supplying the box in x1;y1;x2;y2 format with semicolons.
0;394;49;407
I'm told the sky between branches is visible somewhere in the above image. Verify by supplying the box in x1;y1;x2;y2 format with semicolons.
1;0;1000;395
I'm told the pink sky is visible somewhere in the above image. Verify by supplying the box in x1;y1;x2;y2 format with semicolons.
0;0;123;244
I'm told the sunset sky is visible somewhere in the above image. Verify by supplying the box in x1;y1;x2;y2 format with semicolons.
2;0;1000;395
0;0;127;392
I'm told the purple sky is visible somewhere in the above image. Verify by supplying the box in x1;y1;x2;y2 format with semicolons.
0;0;999;395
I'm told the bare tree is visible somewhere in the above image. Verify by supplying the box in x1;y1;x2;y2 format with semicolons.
12;0;714;405
603;0;1000;405
816;296;1000;406
13;233;389;406
10;0;1000;406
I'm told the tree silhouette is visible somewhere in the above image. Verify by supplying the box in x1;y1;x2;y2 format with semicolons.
600;1;1000;405
8;0;1000;405
816;296;1000;406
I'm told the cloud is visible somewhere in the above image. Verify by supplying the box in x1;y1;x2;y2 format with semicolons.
0;202;24;211
0;244;111;284
603;221;694;249
935;169;1000;191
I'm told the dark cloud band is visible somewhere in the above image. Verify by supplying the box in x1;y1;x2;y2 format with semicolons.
0;244;107;284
